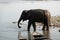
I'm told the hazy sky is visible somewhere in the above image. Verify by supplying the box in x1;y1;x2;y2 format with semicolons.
0;1;60;22
0;0;60;3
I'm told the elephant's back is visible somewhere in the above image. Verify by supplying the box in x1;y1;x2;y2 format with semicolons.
29;9;44;13
28;9;45;17
28;10;45;22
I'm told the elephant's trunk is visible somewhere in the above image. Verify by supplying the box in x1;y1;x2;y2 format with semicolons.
18;17;22;28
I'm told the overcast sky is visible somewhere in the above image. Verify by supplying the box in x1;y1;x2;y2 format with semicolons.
0;0;60;3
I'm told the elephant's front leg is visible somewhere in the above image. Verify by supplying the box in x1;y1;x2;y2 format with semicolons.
27;21;32;31
32;22;36;32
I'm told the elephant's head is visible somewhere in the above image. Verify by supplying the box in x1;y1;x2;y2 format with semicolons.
21;10;30;21
18;10;30;28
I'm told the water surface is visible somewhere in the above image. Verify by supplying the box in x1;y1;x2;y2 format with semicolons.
0;22;60;40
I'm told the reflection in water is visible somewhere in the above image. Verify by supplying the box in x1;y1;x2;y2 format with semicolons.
18;31;32;40
18;31;21;40
28;31;41;40
42;30;50;38
0;22;60;40
18;30;50;40
42;30;52;40
28;31;31;40
18;31;27;40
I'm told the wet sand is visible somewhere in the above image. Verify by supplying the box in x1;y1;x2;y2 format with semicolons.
0;22;60;40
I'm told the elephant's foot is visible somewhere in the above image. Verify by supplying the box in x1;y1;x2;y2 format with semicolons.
27;30;30;32
42;28;49;31
46;28;49;31
42;29;45;31
27;29;30;31
42;27;45;30
34;29;36;32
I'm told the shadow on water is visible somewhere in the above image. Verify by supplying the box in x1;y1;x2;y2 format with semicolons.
42;30;50;38
28;31;32;40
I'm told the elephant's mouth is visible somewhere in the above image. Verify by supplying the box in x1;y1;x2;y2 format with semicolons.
23;19;26;22
23;18;28;22
23;20;24;22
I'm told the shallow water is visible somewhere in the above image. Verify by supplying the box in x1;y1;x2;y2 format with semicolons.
0;22;60;40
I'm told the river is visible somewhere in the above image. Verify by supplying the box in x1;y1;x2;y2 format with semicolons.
0;22;60;40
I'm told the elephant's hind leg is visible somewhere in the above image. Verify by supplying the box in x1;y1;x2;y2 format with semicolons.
46;24;49;31
42;24;45;30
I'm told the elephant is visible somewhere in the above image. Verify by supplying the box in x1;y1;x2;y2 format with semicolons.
18;9;51;31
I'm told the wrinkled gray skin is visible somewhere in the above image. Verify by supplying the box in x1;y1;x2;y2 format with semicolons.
18;9;51;31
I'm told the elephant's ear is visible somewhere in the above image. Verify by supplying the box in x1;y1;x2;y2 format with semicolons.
27;11;30;18
23;10;30;19
24;10;30;17
28;12;30;17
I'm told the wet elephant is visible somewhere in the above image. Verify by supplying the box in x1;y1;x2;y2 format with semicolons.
18;9;51;31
